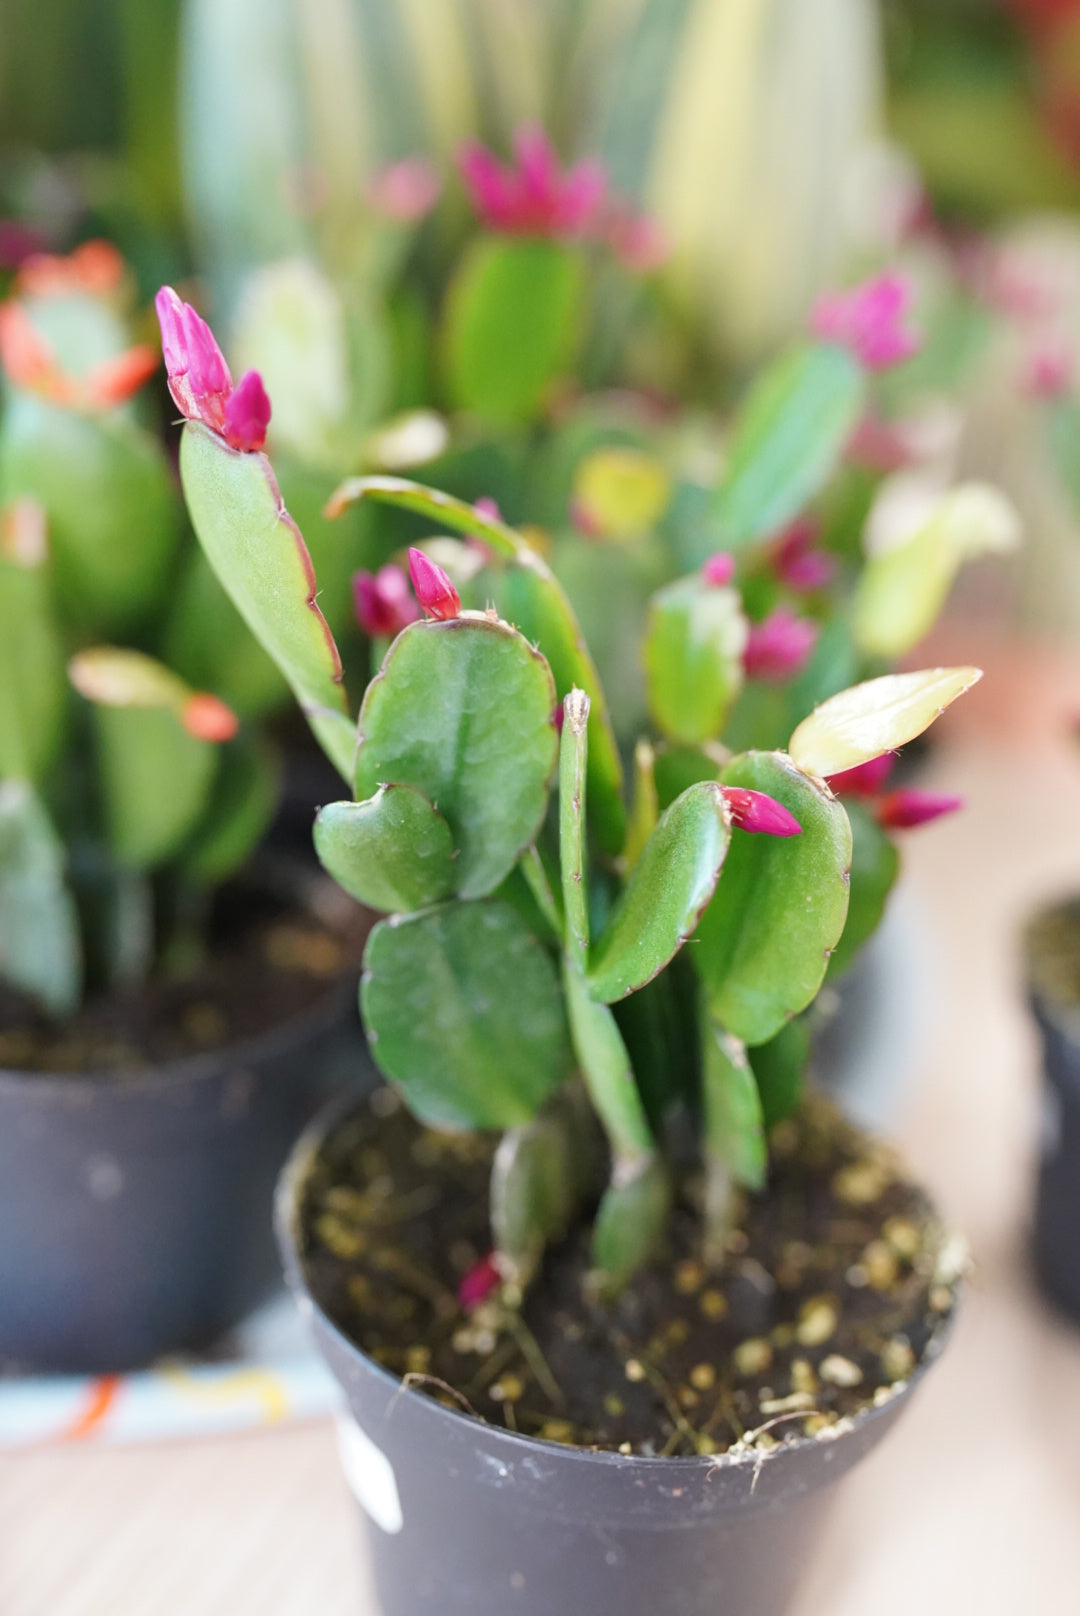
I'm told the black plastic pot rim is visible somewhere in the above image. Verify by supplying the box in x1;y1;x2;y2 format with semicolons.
276;1090;962;1483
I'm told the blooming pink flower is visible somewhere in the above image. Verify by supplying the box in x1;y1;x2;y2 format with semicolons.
722;787;802;837
876;788;964;830
826;753;896;798
702;552;736;587
458;125;607;239
743;608;818;682
811;273;921;371
155;285;271;452
772;519;836;593
366;157;442;223
408;546;461;621
458;1251;502;1312
353;565;419;638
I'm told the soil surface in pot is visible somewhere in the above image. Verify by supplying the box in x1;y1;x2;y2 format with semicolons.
0;877;370;1076
298;1089;960;1457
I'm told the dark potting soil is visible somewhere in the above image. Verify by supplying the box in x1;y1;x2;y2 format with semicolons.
298;1088;962;1457
0;876;371;1076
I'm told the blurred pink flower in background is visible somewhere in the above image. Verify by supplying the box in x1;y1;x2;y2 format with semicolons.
352;565;420;639
743;607;818;681
367;157;442;223
811;272;921;370
458;125;606;239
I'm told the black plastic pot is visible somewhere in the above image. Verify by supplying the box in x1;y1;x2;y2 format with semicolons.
277;1099;956;1616
0;879;371;1375
1026;898;1080;1322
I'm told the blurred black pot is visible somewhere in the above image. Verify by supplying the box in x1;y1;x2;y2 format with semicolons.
1026;896;1080;1323
276;1096;956;1616
0;866;371;1374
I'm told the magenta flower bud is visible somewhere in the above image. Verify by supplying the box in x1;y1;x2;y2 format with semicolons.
606;201;668;273
1023;343;1073;401
722;787;802;837
408;546;461;620
353;564;420;639
773;520;836;592
366;156;442;222
473;496;502;523
877;789;964;830
743;607;818;682
826;753;895;798
811;272;920;372
155;285;232;434
458;1251;502;1313
702;552;736;587
223;369;272;453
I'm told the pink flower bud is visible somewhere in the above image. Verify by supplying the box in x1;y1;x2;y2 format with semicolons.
722;787;802;837
773;519;836;593
408;546;461;620
181;693;240;743
366;157;442;222
826;753;895;798
743;608;818;682
605;201;668;273
876;789;964;830
473;496;502;523
353;565;420;638
155;285;232;435
458;1251;502;1312
223;369;272;452
702;552;736;587
811;272;920;372
1023;342;1073;400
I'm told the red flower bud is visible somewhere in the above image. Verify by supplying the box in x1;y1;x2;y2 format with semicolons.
826;753;895;798
458;1251;502;1312
722;787;802;837
876;789;963;830
353;565;419;638
182;693;240;743
702;552;736;587
408;546;461;620
224;369;272;452
744;607;818;682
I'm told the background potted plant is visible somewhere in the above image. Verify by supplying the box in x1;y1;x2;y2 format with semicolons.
0;247;369;1373
168;277;980;1615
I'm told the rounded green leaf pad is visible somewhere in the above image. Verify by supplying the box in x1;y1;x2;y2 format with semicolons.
361;900;571;1131
314;785;456;914
694;751;852;1046
355;615;558;901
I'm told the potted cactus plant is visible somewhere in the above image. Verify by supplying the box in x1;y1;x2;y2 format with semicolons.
169;275;980;1614
0;246;369;1373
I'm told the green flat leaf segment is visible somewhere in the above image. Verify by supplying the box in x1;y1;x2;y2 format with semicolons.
714;342;865;550
314;785;456;914
361;900;571;1131
588;782;730;1004
694;751;851;1046
178;422;353;778
355;616;558;901
645;576;747;744
0;781;81;1016
703;1019;766;1191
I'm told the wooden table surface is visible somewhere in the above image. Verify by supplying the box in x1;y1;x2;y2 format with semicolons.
3;632;1080;1616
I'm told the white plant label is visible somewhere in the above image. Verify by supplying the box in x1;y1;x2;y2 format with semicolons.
335;1414;404;1535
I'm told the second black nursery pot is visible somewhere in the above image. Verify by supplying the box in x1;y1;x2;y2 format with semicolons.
277;1102;955;1616
0;873;372;1375
1026;897;1080;1323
